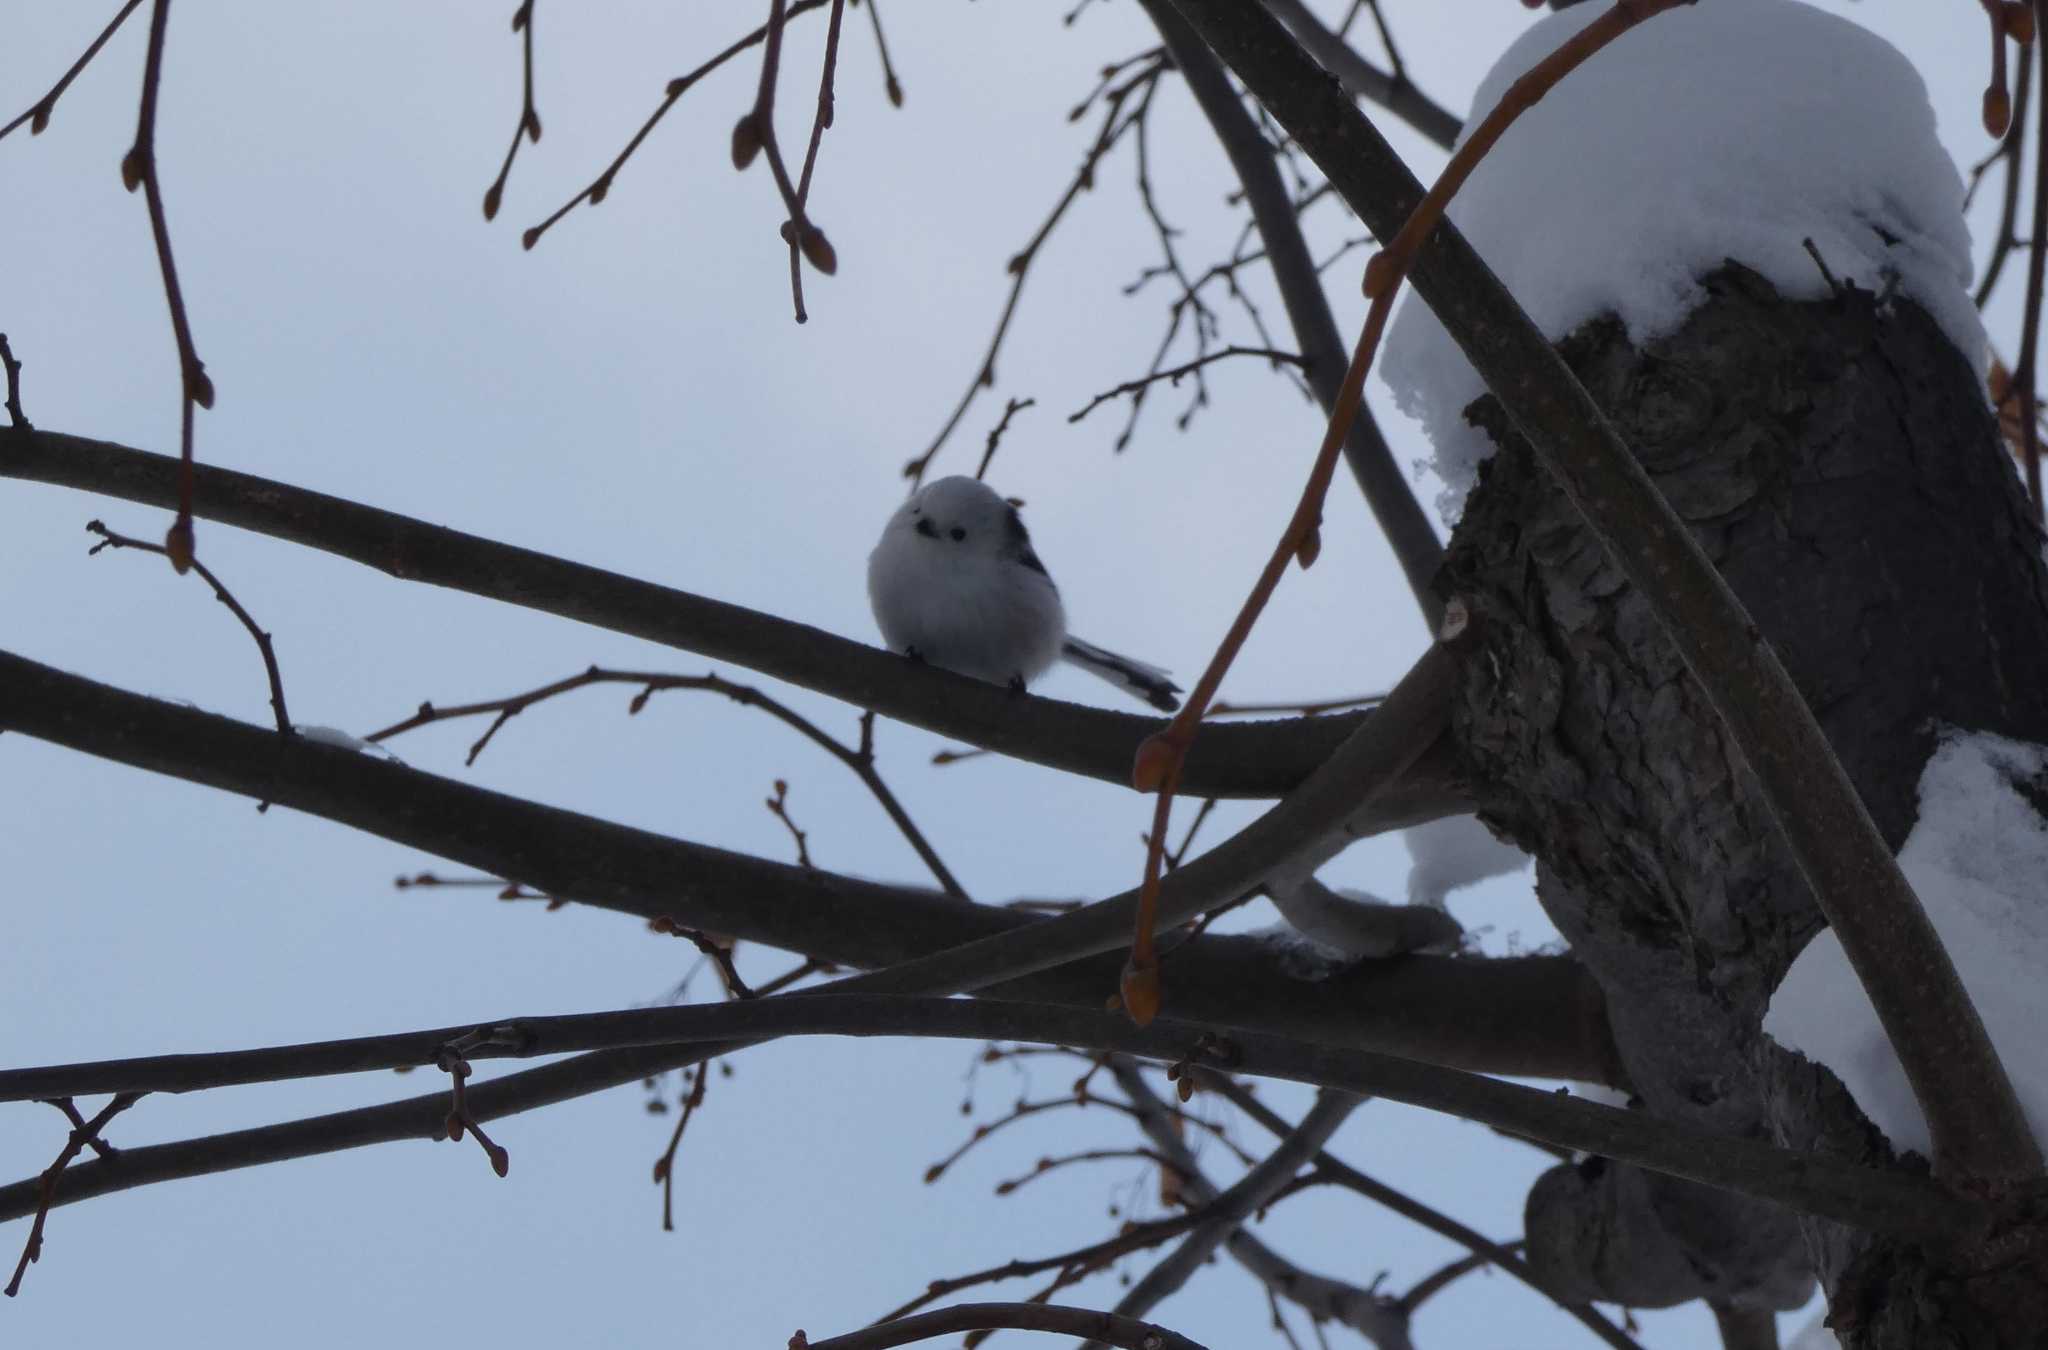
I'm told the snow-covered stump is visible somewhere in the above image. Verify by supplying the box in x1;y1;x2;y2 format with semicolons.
1438;266;2048;1342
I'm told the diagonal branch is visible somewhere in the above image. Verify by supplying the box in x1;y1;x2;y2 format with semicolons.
86;519;291;734
1143;0;1444;630
0;0;147;142
1164;0;2043;1182
1258;0;1459;150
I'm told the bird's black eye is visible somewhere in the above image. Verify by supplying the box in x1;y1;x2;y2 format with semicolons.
915;517;938;538
949;527;967;542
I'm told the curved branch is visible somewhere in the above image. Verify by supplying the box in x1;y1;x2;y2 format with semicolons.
1164;0;2042;1181
797;1303;1208;1350
0;994;1983;1240
0;427;1467;809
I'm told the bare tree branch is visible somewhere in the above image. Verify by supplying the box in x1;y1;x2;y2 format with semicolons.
795;1302;1208;1350
0;995;1982;1242
366;666;966;898
0;645;1618;1077
1259;0;1460;149
0;427;1468;809
1202;1074;1643;1350
1104;1071;1402;1350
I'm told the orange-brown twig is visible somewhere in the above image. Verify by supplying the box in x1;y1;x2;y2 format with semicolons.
5;1094;144;1297
1119;0;1693;1026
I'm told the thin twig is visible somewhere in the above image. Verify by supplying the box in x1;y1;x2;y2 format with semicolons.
651;920;757;998
121;0;213;573
862;0;903;107
1398;1247;1514;1314
743;0;847;321
975;397;1036;481
366;666;965;899
1972;37;2032;307
0;0;147;141
874;1212;1205;1324
5;1093;144;1297
652;1060;710;1229
481;0;542;222
2016;13;2048;521
1069;347;1308;426
764;778;814;868
903;56;1164;482
520;0;832;251
433;1045;510;1176
1143;5;1445;627
1201;1075;1640;1350
86;519;290;733
0;334;29;429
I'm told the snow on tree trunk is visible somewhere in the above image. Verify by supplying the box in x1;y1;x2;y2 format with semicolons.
1439;264;2048;1346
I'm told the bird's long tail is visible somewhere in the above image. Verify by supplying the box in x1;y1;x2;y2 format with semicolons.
1061;637;1181;712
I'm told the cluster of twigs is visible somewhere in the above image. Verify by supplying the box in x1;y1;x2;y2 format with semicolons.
364;664;965;897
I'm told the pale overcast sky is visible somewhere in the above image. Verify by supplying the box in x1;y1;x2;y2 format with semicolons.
0;4;2011;1348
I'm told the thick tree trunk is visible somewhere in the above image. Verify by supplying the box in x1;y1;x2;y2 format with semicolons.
1439;265;2048;1345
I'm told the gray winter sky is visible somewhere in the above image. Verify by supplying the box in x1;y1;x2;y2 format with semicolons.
0;4;2011;1348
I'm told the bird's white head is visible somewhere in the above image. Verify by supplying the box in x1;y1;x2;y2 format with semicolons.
885;475;1027;562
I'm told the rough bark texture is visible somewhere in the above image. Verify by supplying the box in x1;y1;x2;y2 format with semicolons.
1440;265;2048;1344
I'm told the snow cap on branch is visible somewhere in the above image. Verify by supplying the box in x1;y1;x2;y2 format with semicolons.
1382;0;1983;521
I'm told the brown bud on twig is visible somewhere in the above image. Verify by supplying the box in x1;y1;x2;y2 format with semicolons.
798;224;837;275
2010;2;2037;45
164;516;195;575
1130;735;1175;793
1294;523;1322;569
731;112;764;170
1986;86;2013;138
119;147;144;192
483;184;504;221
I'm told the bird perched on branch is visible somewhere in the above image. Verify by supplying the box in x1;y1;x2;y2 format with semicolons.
867;475;1181;711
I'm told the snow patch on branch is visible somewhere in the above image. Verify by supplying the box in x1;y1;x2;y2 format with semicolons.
1764;729;2048;1159
1403;814;1529;908
1381;0;1983;522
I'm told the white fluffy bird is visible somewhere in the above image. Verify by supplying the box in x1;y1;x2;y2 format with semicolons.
867;476;1181;711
